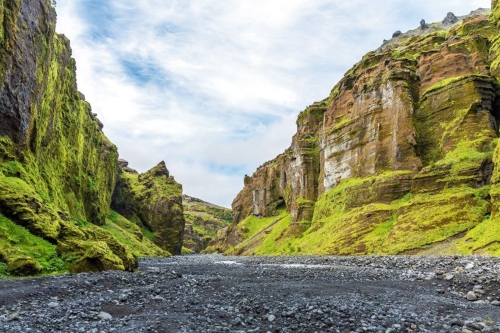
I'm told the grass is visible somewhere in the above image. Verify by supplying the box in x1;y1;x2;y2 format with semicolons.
141;227;155;241
102;211;169;258
456;215;500;255
254;215;293;254
233;164;491;256
237;209;288;239
0;214;67;274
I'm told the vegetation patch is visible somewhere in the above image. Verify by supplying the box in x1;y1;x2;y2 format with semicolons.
237;209;288;239
102;213;169;258
0;214;66;275
456;215;500;255
420;75;490;97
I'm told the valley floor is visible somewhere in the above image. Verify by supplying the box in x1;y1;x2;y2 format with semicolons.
0;255;499;332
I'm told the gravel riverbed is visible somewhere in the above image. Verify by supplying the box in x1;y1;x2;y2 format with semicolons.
1;255;500;333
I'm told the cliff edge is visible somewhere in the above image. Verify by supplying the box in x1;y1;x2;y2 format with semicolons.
212;4;500;256
0;0;183;275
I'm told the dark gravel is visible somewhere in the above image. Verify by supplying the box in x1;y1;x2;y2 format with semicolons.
1;255;500;333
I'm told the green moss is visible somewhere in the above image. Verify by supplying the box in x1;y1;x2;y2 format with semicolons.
384;187;490;253
0;176;62;241
237;209;288;239
236;162;490;256
112;163;185;255
101;217;170;258
0;263;7;275
0;214;67;275
421;75;489;97
7;257;43;276
56;222;138;273
254;215;293;254
456;215;500;255
187;198;234;254
490;34;500;69
327;117;353;135
415;76;496;167
141;227;155;241
0;0;154;275
181;246;195;255
296;101;327;127
295;197;315;205
24;32;119;226
0;136;14;160
449;16;497;39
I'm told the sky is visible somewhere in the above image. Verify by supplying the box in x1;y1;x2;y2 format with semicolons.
55;0;491;208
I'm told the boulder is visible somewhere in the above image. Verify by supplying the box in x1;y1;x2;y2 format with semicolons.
118;159;129;168
7;257;43;276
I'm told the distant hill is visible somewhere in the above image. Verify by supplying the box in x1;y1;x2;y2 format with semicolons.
182;195;232;253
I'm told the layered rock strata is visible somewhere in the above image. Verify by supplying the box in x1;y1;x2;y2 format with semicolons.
216;6;500;256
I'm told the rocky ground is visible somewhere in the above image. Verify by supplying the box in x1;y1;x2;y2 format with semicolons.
0;255;499;333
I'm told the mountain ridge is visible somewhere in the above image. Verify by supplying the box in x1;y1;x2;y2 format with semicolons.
210;4;500;256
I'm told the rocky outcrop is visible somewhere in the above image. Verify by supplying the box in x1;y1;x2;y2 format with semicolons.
216;6;500;256
442;12;458;25
182;195;232;253
0;0;135;274
0;0;178;275
111;161;185;255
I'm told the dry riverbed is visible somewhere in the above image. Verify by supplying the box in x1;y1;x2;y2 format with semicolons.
1;255;500;332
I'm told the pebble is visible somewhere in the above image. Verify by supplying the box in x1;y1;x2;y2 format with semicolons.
465;262;475;270
98;312;112;320
444;273;455;281
466;291;478;301
0;255;499;333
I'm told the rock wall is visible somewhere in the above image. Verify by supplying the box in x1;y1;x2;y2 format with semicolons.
111;161;185;255
0;0;180;275
219;7;500;255
0;0;116;226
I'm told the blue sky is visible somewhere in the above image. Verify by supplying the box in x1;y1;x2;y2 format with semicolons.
55;0;491;207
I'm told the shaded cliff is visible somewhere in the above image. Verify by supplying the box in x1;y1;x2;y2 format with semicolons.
0;0;181;275
215;6;500;256
182;195;232;254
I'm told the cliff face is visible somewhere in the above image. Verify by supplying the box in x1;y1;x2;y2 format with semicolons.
0;0;115;226
218;5;500;256
111;161;185;255
182;195;232;254
0;0;183;275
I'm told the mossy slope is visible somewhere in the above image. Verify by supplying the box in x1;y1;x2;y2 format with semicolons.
0;0;174;275
182;195;232;254
222;5;500;256
111;162;185;255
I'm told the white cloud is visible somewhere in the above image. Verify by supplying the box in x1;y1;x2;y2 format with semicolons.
55;0;491;207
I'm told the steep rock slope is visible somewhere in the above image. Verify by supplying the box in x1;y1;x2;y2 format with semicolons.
182;195;232;254
215;6;500;256
0;0;181;275
111;161;185;255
